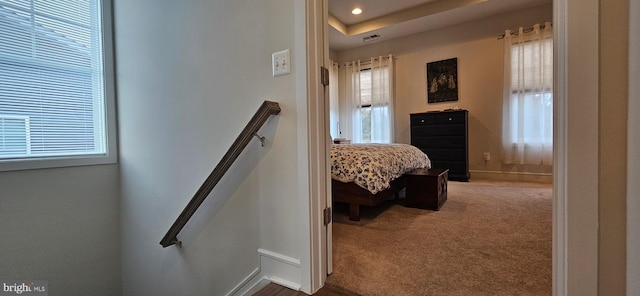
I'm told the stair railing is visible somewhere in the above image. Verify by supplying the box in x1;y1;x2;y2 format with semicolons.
160;100;281;248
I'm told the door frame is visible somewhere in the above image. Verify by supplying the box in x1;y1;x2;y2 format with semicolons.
627;0;639;293
304;0;330;294
305;0;603;295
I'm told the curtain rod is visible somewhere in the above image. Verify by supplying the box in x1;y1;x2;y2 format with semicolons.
340;55;396;67
497;22;552;40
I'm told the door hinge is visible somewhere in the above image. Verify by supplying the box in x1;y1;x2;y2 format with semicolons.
323;207;332;226
320;66;329;86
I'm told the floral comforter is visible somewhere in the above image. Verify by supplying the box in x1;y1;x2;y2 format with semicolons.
331;143;431;194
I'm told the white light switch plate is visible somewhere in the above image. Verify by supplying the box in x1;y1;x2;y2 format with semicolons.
272;49;290;77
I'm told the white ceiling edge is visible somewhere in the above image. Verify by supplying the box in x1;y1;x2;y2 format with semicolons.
329;0;551;51
332;0;488;37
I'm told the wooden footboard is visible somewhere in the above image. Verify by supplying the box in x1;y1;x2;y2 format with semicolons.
331;176;406;221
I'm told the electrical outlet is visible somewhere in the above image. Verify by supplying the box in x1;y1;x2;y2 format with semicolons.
483;152;491;161
272;49;290;77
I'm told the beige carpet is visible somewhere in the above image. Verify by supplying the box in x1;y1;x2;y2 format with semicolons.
327;180;552;296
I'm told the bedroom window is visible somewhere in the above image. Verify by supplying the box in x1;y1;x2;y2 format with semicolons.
0;0;116;171
501;23;553;165
344;55;394;144
358;68;374;142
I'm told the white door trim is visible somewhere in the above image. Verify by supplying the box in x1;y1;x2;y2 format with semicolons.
552;1;568;294
304;0;330;294
555;0;600;295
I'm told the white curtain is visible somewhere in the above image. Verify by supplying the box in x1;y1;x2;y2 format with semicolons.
328;60;340;139
502;23;553;165
343;60;360;142
344;55;394;143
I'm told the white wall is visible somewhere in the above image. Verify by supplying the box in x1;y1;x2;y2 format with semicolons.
333;4;553;181
0;165;121;296
114;0;309;295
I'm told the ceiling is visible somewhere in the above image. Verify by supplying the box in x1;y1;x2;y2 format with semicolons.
328;0;551;51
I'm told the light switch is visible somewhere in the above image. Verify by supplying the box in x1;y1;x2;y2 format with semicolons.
272;49;290;77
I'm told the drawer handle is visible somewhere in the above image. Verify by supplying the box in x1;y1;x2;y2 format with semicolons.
421;119;424;123
448;117;452;121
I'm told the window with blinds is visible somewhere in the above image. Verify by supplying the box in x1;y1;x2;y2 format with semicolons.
501;23;553;165
356;66;391;143
0;0;115;169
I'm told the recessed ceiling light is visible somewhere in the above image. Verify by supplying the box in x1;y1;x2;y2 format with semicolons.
352;8;362;15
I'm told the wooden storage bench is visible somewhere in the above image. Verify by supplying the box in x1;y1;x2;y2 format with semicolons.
405;168;448;210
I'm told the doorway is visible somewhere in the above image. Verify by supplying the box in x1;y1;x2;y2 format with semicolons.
310;0;597;295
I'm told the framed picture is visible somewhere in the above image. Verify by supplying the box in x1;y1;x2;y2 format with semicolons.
426;58;458;103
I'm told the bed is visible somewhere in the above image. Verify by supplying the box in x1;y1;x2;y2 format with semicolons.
331;143;431;220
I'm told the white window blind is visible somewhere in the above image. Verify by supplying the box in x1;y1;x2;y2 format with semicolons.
0;0;108;161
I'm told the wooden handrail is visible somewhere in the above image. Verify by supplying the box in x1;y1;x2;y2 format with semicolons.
160;100;281;248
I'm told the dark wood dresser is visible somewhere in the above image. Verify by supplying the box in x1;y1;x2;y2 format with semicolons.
410;110;470;181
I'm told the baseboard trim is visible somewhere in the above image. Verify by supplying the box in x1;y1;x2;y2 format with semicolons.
225;249;303;295
225;267;261;296
226;249;302;296
257;248;302;291
469;170;553;183
257;248;301;267
265;276;301;291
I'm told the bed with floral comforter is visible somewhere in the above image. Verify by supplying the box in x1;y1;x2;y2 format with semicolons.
331;143;431;220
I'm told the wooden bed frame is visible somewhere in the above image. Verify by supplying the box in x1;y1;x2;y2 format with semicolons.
332;176;407;221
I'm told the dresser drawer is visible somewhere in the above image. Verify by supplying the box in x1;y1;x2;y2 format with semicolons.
421;148;467;161
411;125;466;137
410;111;466;126
412;135;465;148
430;161;469;181
410;113;438;126
431;160;467;173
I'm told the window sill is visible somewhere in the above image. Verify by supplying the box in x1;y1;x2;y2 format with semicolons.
0;154;117;172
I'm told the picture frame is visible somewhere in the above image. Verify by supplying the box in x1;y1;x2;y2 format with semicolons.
426;58;458;103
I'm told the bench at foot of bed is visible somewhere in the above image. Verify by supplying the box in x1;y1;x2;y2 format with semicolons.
332;176;406;221
405;168;449;211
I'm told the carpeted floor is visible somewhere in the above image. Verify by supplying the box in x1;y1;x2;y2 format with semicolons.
326;180;552;296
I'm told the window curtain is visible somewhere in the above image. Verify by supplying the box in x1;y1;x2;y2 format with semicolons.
502;23;553;165
344;55;394;143
342;60;360;142
329;60;340;139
